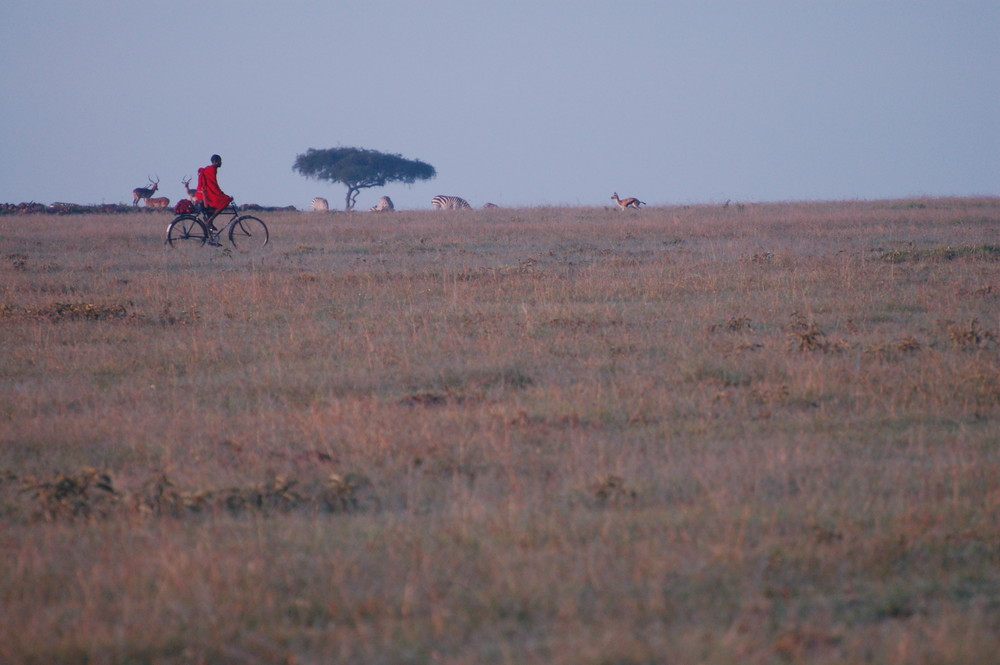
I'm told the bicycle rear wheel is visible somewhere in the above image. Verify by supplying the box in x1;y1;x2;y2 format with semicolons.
229;215;269;253
166;215;208;249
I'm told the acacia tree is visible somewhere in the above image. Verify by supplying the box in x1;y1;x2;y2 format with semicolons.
293;147;436;211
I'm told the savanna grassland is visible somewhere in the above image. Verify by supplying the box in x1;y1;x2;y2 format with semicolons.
1;199;998;664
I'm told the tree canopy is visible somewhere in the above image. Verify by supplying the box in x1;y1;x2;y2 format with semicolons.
293;147;436;211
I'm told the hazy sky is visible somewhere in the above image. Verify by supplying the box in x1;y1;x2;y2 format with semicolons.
2;1;997;210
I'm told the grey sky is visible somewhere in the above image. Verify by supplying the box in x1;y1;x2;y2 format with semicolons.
2;1;997;210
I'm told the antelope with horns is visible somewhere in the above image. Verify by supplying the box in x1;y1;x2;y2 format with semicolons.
181;176;198;202
132;176;160;207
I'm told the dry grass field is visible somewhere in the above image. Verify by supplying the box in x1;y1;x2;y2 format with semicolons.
1;198;998;664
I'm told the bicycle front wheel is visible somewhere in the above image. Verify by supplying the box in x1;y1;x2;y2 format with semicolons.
229;215;269;253
166;215;208;249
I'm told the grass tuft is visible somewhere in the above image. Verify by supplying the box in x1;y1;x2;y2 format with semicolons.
1;199;998;663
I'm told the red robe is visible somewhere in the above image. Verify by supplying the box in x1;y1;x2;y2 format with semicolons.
196;165;232;210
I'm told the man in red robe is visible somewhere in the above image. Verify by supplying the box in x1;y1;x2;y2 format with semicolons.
196;154;232;227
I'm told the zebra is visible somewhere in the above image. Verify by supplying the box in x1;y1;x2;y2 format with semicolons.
611;192;645;210
431;195;471;210
369;195;394;212
311;197;329;212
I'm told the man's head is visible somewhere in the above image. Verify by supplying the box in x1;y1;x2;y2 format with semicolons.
211;154;222;168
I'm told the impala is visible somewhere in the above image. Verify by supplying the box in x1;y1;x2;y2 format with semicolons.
181;176;198;202
132;176;159;207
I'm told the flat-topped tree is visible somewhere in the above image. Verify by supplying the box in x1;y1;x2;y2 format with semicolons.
293;147;436;211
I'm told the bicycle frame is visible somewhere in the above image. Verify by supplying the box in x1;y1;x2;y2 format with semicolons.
200;202;239;234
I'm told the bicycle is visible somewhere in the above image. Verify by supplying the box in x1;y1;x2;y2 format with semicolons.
165;201;269;253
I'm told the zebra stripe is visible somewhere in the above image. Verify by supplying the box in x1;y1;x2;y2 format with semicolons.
311;197;329;212
369;195;395;212
431;195;471;210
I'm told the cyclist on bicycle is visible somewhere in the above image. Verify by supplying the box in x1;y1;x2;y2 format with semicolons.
195;154;233;231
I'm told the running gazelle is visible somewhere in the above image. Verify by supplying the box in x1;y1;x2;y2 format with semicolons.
611;192;645;210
